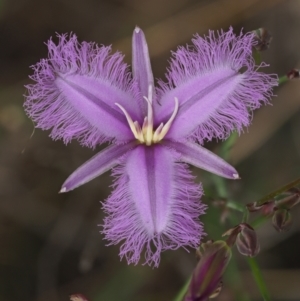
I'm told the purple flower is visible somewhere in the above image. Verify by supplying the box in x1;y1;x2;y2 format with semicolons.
24;27;277;267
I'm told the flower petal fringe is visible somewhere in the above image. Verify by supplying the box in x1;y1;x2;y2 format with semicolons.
158;28;278;143
102;160;206;267
24;34;138;147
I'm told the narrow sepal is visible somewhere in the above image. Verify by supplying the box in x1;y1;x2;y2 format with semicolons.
163;140;239;179
132;27;155;108
102;145;206;267
61;141;137;192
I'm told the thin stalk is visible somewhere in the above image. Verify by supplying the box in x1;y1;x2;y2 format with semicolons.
212;174;245;214
225;258;251;301
213;175;229;199
247;257;271;301
220;131;238;160
278;75;288;85
172;277;191;301
257;177;300;205
242;209;249;223
253;50;261;66
226;200;245;213
251;215;268;228
215;179;250;301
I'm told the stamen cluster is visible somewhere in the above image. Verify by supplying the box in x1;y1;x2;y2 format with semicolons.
116;85;179;145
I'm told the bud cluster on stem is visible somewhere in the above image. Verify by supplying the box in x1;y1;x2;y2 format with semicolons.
246;187;300;232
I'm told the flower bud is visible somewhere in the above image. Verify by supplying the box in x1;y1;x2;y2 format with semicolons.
272;208;293;232
70;294;89;301
185;241;231;301
223;223;260;257
276;193;300;210
236;223;260;257
287;69;300;79
287;187;300;194
246;200;275;216
252;28;272;51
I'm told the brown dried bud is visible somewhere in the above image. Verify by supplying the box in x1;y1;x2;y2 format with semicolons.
276;193;300;210
223;223;260;257
252;28;272;51
70;294;89;301
246;201;261;212
246;200;275;216
185;241;231;301
272;208;293;232
287;187;300;194
222;225;240;247
287;69;300;79
236;223;260;257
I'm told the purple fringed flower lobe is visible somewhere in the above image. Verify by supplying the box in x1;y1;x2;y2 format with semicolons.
103;145;205;266
25;26;277;267
157;29;277;142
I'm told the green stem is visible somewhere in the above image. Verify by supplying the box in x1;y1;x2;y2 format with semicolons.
226;200;245;213
212;174;245;214
278;75;288;85
242;209;249;223
172;277;191;301
257;177;300;205
212;175;228;199
251;215;269;228
225;258;251;301
247;257;271;301
220;131;238;160
253;50;262;65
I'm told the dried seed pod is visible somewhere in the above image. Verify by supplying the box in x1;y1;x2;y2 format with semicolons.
223;223;260;257
276;193;300;210
246;200;275;216
287;69;300;79
236;223;260;257
253;28;272;51
272;208;293;232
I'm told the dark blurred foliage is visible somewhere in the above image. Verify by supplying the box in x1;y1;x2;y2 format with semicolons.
0;0;300;300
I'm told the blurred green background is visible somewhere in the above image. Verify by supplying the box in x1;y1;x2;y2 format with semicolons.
0;0;300;300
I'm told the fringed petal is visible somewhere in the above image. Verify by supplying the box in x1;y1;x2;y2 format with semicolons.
156;28;277;143
61;141;137;192
25;34;140;147
102;145;206;267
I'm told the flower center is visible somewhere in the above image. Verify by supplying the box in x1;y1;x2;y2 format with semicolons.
116;85;179;146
